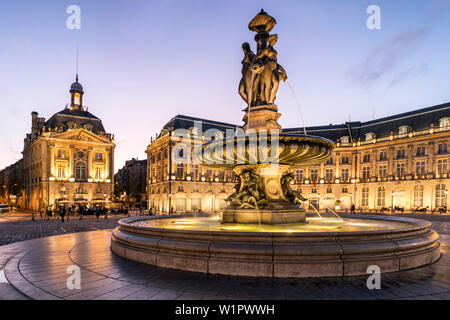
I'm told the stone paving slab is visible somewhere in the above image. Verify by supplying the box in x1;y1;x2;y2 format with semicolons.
0;218;448;300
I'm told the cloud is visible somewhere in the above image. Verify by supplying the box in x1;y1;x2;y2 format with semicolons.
347;27;429;90
386;63;428;89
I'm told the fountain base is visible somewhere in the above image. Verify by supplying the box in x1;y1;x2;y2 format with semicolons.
222;202;306;224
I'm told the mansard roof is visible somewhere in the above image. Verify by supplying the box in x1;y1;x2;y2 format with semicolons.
44;107;105;134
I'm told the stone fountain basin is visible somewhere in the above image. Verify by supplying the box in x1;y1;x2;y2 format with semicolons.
110;215;440;278
194;133;335;169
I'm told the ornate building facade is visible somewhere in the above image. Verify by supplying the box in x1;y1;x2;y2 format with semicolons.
147;103;449;213
0;75;115;212
114;158;147;205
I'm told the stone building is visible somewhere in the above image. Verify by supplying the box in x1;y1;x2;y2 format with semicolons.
146;103;449;213
0;75;115;212
114;158;147;205
146;115;238;213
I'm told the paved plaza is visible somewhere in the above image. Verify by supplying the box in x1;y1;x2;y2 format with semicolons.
0;210;449;300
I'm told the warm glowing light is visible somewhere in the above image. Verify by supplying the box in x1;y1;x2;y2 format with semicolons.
88;178;93;183
49;177;55;181
171;175;176;180
187;176;191;181
319;179;324;184
106;179;111;183
304;179;309;184
69;177;75;182
335;179;340;184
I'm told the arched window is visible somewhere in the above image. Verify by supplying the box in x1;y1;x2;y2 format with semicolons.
377;187;385;207
435;184;447;208
75;162;86;180
414;185;423;207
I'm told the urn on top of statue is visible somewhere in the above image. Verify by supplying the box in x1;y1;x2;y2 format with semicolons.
239;9;287;132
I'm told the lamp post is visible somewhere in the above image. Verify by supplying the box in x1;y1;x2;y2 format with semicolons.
391;191;394;213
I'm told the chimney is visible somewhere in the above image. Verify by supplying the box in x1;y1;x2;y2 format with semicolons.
31;112;38;139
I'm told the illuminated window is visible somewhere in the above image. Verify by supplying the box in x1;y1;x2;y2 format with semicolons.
414;185;423;207
361;187;369;207
416;161;426;176
438;143;448;155
396;149;406;159
396;163;405;177
416;146;426;157
94;166;103;180
378;165;387;178
176;164;184;179
340;136;349;144
365;133;376;141
95;152;103;161
296;169;303;183
341;168;349;182
341;156;349;165
438;159;448;174
57;149;67;159
74;93;80;105
57;164;66;179
326;169;333;181
377;187;385;207
362;167;370;179
310;169;318;182
398;126;410;135
75;162;86;180
439;117;450;128
435;184;447;207
191;164;199;181
363;154;371;163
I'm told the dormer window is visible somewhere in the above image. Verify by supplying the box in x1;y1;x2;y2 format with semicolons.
68;122;76;130
57;149;67;159
398;126;411;135
439;117;450;128
84;124;93;132
365;132;376;141
340;136;350;144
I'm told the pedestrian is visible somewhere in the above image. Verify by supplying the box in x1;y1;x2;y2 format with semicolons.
149;207;153;216
60;206;66;223
351;204;355;214
95;207;100;221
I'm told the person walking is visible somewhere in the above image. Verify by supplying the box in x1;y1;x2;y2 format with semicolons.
149;207;153;216
351;204;355;214
60;206;66;223
95;207;100;221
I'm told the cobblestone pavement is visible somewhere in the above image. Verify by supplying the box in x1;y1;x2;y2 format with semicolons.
0;211;448;300
0;210;132;247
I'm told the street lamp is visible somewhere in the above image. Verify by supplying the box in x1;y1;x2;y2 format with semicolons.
391;191;394;213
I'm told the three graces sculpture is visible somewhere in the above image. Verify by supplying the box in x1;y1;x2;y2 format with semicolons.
238;9;288;108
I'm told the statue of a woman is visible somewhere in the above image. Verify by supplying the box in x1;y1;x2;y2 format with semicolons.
253;34;287;105
238;43;257;106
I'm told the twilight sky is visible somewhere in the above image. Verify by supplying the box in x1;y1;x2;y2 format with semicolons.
1;0;450;171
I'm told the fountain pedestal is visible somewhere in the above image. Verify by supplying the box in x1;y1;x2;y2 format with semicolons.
222;164;306;224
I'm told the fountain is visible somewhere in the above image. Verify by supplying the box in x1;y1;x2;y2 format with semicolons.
111;10;440;278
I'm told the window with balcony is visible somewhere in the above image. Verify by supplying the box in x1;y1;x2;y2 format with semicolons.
94;166;103;180
56;164;66;179
378;164;387;178
191;164;199;181
341;168;349;182
415;161;426;176
379;151;387;161
362;167;370;179
325;169;333;182
75;162;86;180
396;163;405;177
438;159;448;175
176;164;184;179
310;169;318;182
295;169;303;183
